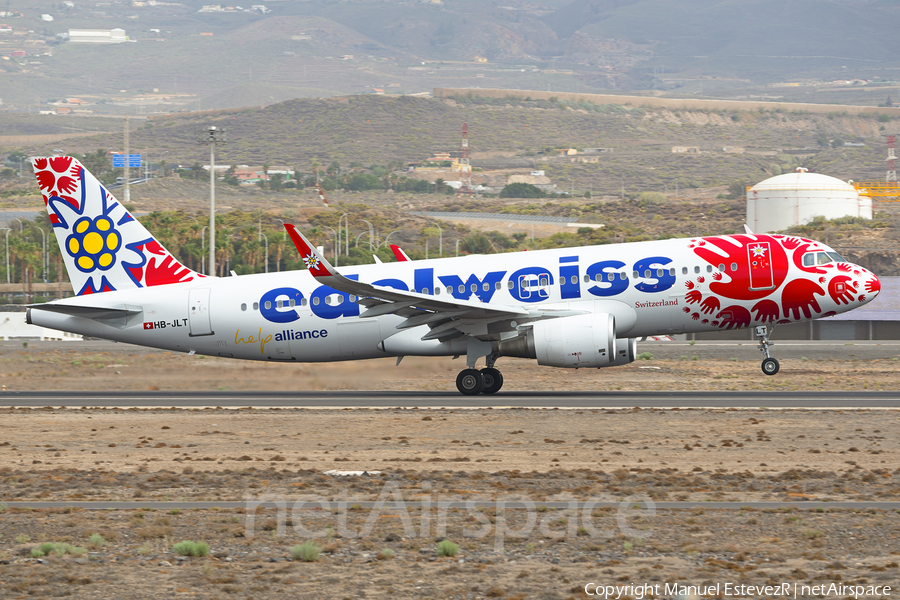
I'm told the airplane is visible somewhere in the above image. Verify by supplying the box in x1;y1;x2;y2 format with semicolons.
26;156;881;395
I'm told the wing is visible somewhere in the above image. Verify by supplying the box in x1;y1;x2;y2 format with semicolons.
284;224;577;342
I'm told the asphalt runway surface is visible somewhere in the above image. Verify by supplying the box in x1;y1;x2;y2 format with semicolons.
1;390;899;408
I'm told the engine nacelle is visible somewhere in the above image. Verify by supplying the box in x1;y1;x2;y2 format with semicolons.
499;313;616;368
609;337;638;366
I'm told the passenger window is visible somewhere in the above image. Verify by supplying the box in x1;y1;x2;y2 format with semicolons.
706;265;713;273
657;269;663;277
607;273;615;282
349;295;356;302
730;263;737;272
324;296;332;305
312;297;319;306
435;288;441;295
644;269;651;278
682;267;688;275
447;286;453;294
595;274;602;282
584;275;591;283
289;299;295;307
301;298;308;307
264;301;272;310
803;253;815;267
507;281;514;289
241;303;247;311
276;300;282;309
458;285;465;294
694;266;700;274
633;271;639;279
718;263;725;271
253;302;259;310
495;281;501;290
421;288;428;294
483;283;490;291
539;277;548;287
620;272;626;280
471;283;478;292
670;268;676;276
571;275;578;285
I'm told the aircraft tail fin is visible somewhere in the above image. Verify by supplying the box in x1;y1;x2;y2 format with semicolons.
32;156;204;296
283;223;336;279
390;244;411;262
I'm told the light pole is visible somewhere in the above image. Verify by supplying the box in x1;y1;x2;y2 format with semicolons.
430;221;442;256
355;231;367;248
361;219;375;250
11;217;23;233
321;226;338;263
200;225;207;275
36;227;46;281
274;218;288;272
337;213;349;256
197;125;226;277
259;232;268;273
1;228;10;284
380;229;401;249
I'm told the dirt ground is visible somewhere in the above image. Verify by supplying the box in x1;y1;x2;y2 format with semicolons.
0;343;899;599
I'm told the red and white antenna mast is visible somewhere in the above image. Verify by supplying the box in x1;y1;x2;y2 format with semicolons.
459;121;472;195
887;135;897;182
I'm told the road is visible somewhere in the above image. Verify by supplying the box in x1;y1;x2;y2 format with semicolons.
1;390;899;408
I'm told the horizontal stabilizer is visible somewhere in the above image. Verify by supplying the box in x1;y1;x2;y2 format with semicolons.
27;303;142;321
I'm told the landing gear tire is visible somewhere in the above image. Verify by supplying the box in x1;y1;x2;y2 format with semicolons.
456;369;485;395
761;357;780;376
480;368;503;395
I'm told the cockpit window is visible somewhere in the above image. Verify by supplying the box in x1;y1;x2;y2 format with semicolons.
804;252;835;266
827;251;845;262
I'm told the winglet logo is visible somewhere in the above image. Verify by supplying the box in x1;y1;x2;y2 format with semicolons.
303;254;320;271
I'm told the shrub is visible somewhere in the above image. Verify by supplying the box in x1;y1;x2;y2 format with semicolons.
637;352;653;360
377;548;394;560
88;533;106;548
437;540;460;557
172;540;210;557
290;541;321;562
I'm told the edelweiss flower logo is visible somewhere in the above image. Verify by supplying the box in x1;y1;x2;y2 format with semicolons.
66;216;121;272
303;253;319;270
750;244;767;258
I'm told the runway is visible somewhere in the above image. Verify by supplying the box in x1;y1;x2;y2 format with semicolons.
1;390;899;408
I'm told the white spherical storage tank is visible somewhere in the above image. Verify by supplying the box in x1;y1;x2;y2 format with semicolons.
746;168;872;233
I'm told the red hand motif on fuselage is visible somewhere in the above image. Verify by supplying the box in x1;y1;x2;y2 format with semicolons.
692;235;789;301
751;299;779;323
828;275;855;305
716;305;751;330
782;279;824;320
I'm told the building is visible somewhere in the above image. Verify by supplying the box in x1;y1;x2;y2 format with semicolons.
672;146;700;154
1;312;82;341
68;28;127;44
746;168;872;233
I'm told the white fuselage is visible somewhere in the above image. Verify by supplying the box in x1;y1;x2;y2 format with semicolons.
29;235;876;363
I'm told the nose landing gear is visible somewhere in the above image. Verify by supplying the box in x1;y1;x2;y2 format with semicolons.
755;325;780;376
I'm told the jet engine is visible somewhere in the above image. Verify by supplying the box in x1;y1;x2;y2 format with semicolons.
498;313;619;368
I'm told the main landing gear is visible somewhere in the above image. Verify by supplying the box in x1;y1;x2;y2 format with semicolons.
755;325;780;376
456;354;504;396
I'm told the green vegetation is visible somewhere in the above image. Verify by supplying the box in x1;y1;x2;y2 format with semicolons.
88;533;106;548
172;540;210;557
436;540;460;557
31;542;88;558
290;541;322;562
499;182;545;198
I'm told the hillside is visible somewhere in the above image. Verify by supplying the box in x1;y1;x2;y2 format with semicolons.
3;0;900;115
11;94;898;196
